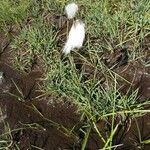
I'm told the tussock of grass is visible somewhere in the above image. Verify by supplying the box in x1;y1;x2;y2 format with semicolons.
0;0;150;149
0;0;32;28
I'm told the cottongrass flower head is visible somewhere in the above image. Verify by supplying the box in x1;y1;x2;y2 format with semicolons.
65;3;78;19
0;72;4;85
63;20;85;55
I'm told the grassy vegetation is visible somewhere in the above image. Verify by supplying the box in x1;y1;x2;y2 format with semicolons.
0;0;150;149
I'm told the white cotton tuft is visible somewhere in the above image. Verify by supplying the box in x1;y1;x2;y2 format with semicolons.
0;72;4;85
63;20;85;55
65;3;78;19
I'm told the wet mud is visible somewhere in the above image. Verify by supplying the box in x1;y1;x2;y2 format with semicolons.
0;25;150;149
0;57;150;149
0;62;80;149
103;49;150;101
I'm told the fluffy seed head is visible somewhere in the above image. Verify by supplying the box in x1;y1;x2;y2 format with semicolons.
0;72;4;85
63;20;85;55
65;3;78;19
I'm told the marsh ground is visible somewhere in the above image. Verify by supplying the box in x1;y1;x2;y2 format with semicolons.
0;0;150;149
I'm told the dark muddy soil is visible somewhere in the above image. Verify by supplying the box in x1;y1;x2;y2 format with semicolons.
103;49;150;101
0;62;80;149
0;62;105;150
0;59;150;149
0;27;150;150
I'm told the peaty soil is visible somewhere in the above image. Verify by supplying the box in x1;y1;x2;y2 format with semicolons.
0;62;80;149
0;28;150;149
0;62;103;150
0;59;150;149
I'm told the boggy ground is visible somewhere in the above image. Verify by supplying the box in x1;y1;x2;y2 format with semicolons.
0;3;150;148
0;33;150;149
0;62;150;149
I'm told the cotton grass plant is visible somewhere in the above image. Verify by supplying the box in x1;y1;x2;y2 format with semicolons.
63;3;85;54
0;0;150;149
